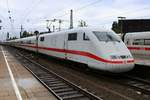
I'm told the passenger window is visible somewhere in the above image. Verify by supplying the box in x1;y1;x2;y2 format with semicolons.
144;39;150;45
126;41;128;45
126;39;129;45
133;39;144;45
68;33;77;41
27;40;31;44
40;37;45;41
83;33;89;40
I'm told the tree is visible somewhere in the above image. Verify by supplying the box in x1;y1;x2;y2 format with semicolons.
6;32;9;40
22;30;29;38
78;20;88;27
23;31;35;37
12;37;17;40
34;30;39;35
111;21;121;34
7;36;18;40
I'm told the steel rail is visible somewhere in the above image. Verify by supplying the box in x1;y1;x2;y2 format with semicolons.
15;51;103;100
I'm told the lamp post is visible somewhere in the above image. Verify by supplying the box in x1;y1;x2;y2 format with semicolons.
118;16;126;41
0;20;2;30
34;31;39;60
118;16;126;35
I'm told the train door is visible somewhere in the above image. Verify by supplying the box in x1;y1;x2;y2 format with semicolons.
65;32;91;63
64;33;68;59
65;32;78;61
38;36;45;54
80;32;91;64
62;32;92;64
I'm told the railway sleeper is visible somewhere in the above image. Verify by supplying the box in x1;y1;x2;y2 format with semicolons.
14;49;103;100
39;76;54;80
48;83;66;87
46;80;62;84
57;91;78;96
35;72;52;76
44;79;59;82
51;85;69;90
132;83;149;88
61;93;84;100
43;78;59;82
54;88;73;93
140;86;150;89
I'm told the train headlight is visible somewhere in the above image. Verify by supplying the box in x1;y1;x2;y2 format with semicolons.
111;55;133;59
110;55;119;59
127;55;133;59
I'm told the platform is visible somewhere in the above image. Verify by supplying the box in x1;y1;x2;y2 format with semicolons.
0;45;57;100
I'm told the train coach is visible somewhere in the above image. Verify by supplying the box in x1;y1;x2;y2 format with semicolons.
9;27;134;73
124;31;150;59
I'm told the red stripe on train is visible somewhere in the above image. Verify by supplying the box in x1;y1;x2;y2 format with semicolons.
128;46;150;51
20;44;134;64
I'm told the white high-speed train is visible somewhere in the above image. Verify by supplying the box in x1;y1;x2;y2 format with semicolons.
124;31;150;59
8;27;134;73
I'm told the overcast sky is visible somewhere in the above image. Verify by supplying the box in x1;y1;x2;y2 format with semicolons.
0;0;150;40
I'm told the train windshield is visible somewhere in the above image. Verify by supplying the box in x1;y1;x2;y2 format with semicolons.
93;31;120;42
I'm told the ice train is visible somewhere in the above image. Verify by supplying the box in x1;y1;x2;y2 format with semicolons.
8;27;134;73
124;31;150;59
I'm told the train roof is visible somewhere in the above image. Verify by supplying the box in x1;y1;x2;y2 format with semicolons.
125;31;150;39
39;27;112;36
8;27;113;41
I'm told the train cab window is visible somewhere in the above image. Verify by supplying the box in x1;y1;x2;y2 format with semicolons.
68;33;77;41
83;33;89;40
40;37;45;42
93;31;120;42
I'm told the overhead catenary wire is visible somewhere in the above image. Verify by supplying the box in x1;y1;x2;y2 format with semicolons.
21;0;103;32
28;0;102;21
97;6;150;27
20;0;45;34
54;0;102;18
32;0;103;30
75;3;150;28
6;0;10;13
6;0;15;35
21;0;44;25
44;0;147;29
0;1;5;20
25;0;102;22
47;1;150;27
99;6;150;20
0;14;6;21
20;0;150;32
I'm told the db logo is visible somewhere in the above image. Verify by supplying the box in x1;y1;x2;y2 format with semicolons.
140;47;145;50
124;60;127;64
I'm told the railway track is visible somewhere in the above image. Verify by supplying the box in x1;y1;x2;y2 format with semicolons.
6;46;150;100
121;75;150;95
14;51;103;100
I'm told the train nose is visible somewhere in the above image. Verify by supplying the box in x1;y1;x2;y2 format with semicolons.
108;55;134;73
